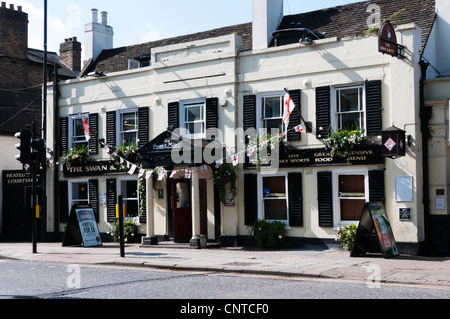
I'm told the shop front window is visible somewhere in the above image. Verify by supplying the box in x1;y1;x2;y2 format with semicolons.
262;176;288;221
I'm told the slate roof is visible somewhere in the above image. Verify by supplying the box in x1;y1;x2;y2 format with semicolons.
83;23;252;76
84;0;436;75
28;48;78;79
277;0;436;53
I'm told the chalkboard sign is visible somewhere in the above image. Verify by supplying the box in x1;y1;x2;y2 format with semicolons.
62;205;102;247
351;201;399;258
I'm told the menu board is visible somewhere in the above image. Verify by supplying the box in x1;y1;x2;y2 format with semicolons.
351;201;399;258
63;205;102;247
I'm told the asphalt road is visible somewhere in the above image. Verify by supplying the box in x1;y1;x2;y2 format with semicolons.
1;260;449;303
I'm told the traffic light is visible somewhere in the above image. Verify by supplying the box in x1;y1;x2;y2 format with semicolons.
15;129;32;164
31;138;46;167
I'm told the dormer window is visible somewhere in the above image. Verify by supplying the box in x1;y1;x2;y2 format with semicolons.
128;54;151;70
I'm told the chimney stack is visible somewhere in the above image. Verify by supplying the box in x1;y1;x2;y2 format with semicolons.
252;0;284;50
0;2;29;60
84;8;114;63
60;36;82;72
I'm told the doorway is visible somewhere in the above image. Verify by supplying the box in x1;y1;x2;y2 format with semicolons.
171;179;192;242
2;186;42;242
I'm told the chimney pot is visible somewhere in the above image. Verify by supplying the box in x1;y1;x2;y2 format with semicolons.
9;4;14;10
73;36;77;41
101;11;108;25
1;2;5;8
18;6;22;12
91;8;98;23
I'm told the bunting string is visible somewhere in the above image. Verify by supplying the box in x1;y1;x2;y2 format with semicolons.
99;89;313;179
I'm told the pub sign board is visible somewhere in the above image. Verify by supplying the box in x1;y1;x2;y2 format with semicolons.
351;201;399;258
62;205;102;247
378;22;404;58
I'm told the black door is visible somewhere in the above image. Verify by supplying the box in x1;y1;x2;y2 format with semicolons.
3;187;30;241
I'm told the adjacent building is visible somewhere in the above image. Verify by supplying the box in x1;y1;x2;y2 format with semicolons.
42;0;450;256
0;3;77;241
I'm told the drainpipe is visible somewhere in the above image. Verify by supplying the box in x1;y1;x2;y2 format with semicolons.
419;60;431;255
53;64;60;241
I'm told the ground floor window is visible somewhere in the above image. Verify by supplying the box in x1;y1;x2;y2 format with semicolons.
261;174;288;222
69;180;89;207
335;171;368;226
119;177;139;217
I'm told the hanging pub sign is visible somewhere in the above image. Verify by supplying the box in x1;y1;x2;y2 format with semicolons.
62;204;102;247
379;22;404;58
351;201;399;258
381;125;406;158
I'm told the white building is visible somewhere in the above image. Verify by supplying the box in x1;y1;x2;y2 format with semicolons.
42;0;450;256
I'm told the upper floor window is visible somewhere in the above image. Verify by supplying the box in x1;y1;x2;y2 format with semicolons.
119;109;138;146
69;114;89;151
181;99;206;139
262;94;284;132
334;85;365;131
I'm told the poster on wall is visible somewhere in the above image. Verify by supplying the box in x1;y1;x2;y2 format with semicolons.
62;205;102;247
351;201;399;258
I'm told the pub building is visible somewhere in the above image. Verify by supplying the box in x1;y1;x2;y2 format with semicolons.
42;0;450;255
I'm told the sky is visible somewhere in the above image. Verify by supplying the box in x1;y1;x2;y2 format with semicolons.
13;0;360;57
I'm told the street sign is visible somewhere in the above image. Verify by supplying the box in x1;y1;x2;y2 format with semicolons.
62;204;102;247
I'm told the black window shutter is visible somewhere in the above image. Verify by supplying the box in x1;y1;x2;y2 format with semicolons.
317;171;333;227
288;172;303;227
365;80;382;136
206;98;219;132
244;174;258;226
106;178;117;222
168;102;180;130
88;113;99;154
287;89;302;142
59;181;69;223
369;170;385;202
316;86;331;139
138;107;149;149
243;95;257;132
89;179;99;222
60;117;68;157
106;111;116;147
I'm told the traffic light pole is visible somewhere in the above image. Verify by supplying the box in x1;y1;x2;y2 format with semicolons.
31;122;37;254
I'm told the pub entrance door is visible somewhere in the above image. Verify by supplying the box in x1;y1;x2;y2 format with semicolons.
171;179;192;242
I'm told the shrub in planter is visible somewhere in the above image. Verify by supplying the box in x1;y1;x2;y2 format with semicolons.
335;224;357;250
251;219;287;249
108;219;138;243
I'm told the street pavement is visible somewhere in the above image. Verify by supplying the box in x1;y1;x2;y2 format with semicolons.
1;241;450;288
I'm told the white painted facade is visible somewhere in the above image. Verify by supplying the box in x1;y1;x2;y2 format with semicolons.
44;21;433;253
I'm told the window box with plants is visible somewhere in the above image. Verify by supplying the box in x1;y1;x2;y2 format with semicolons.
110;143;139;167
323;127;365;163
61;144;91;169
